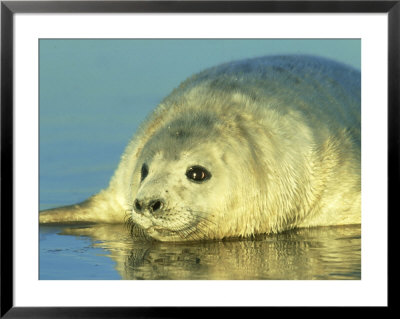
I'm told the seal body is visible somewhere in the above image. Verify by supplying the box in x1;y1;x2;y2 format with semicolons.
40;55;361;241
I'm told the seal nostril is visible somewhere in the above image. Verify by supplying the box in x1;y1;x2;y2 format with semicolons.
149;200;163;213
134;199;142;213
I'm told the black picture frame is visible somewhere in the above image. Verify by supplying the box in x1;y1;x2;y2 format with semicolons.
1;1;396;317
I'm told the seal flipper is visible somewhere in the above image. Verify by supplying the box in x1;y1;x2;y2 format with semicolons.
40;198;96;224
39;192;127;224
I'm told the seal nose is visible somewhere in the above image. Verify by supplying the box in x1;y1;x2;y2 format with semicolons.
134;198;164;214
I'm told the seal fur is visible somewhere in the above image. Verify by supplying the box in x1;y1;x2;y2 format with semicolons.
40;55;361;241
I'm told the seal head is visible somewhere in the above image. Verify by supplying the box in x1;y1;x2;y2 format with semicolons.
128;112;241;241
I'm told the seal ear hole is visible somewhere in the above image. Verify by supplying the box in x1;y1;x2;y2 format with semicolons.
141;163;149;182
186;166;211;183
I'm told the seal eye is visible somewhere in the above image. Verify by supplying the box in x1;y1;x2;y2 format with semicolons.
186;166;211;183
141;163;149;182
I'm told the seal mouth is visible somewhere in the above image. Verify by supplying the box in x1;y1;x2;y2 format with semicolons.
147;226;178;237
134;217;199;241
129;211;185;240
129;207;212;241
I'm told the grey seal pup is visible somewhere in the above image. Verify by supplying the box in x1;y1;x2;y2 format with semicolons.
40;55;361;242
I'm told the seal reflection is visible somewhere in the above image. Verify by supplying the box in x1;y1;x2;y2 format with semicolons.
41;224;361;280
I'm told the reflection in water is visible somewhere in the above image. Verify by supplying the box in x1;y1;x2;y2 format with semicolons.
41;224;360;280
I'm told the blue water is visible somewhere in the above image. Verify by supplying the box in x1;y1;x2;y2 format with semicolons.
39;39;361;280
39;226;121;280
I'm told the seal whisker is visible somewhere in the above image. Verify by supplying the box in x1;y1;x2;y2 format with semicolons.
187;209;217;229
